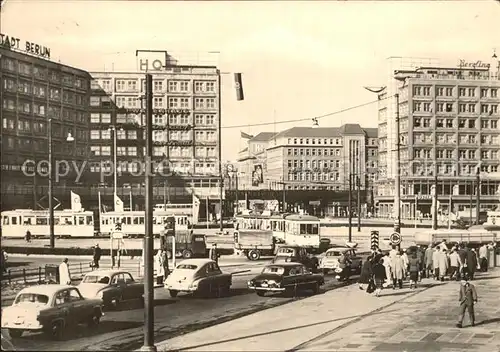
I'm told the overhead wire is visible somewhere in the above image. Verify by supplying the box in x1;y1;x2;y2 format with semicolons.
221;94;394;130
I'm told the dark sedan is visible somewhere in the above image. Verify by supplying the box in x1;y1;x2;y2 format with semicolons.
247;262;324;297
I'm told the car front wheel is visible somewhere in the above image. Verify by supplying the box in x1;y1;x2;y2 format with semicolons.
169;289;179;298
87;313;101;328
256;290;266;297
47;321;65;341
8;329;23;338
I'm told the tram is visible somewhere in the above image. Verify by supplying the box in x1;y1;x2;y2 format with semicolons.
1;209;94;238
99;211;190;238
283;214;321;248
234;211;286;241
153;203;197;224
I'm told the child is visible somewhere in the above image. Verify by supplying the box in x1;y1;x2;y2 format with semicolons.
456;276;478;328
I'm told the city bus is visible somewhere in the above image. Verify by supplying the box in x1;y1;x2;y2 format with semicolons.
1;209;94;238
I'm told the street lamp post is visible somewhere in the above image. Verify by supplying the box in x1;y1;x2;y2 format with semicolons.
475;167;481;225
394;93;401;234
48;118;75;248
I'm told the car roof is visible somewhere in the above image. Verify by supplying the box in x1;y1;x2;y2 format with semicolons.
266;262;305;268
17;284;76;296
326;247;351;252
176;258;214;266
83;269;127;277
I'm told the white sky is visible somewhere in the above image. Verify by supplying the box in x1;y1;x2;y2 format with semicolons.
1;0;499;161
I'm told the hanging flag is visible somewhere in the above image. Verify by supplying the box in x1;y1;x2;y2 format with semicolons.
70;191;82;212
114;193;124;212
241;131;253;139
192;194;200;225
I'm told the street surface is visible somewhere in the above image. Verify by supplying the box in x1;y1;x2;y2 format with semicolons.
1;268;355;351
158;269;500;352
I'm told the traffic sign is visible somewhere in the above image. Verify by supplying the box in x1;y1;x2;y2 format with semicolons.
389;232;402;245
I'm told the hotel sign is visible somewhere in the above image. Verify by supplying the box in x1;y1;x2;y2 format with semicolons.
459;59;490;69
0;33;51;59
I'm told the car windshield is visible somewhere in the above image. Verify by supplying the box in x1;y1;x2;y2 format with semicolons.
326;251;343;257
82;275;110;284
15;293;49;305
176;264;197;270
262;266;285;275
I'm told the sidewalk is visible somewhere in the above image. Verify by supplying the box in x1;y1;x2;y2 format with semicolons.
156;269;500;352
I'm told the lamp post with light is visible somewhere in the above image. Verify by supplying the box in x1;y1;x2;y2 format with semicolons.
48;118;75;249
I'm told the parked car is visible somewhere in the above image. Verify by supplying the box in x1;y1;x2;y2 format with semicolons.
1;285;102;340
319;247;363;275
78;270;144;308
248;262;324;297
164;258;232;298
271;246;320;272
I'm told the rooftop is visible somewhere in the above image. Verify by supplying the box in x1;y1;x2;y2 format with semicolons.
17;284;75;297
249;132;277;142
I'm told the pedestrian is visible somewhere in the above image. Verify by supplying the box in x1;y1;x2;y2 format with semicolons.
415;245;424;282
390;251;404;289
437;248;449;281
408;252;420;289
161;248;169;280
372;258;386;297
1;250;7;274
25;230;32;243
93;243;102;269
432;245;440;280
458;243;468;279
382;252;392;287
401;249;409;279
358;255;373;290
209;243;219;265
456;276;478;328
449;248;462;281
478;244;488;272
155;249;165;285
58;258;71;285
465;245;478;280
424;244;434;279
437;239;448;252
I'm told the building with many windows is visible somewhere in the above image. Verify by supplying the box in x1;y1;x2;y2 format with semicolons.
236;124;378;216
89;65;221;209
1;47;91;210
376;57;500;218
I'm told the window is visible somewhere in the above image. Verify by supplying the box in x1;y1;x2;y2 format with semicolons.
436;119;444;128
423;119;431;128
481;104;489;114
459;88;466;97
91;130;100;139
413;102;421;112
413;87;421;96
206;81;215;92
127;130;137;139
101;146;111;156
423;87;431;96
446;88;453;96
180;98;189;108
154;97;164;108
446;103;453;112
436;87;444;96
154;81;163;92
492;89;498;98
459;104;467;113
127;147;137;156
168;97;178;108
116;80;126;91
195;82;203;93
168;81;178;92
468;104;476;113
180;81;189;92
481;88;488;98
468;120;475;128
127;80;137;91
117;147;127;156
117;130;127;140
101;113;111;123
468;88;475;97
101;130;110;139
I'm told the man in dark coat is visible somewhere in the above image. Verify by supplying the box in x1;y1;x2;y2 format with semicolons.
93;244;102;269
465;246;478;280
456;277;478;328
458;243;468;280
358;255;373;290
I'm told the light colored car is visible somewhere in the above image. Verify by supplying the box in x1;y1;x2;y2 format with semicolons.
319;247;363;275
78;270;144;308
1;285;102;340
164;258;232;298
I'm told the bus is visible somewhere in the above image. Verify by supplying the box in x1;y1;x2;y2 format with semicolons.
99;211;190;238
1;209;94;238
414;229;497;247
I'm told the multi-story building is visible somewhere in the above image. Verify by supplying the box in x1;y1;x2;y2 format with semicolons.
89;64;221;210
1;47;91;210
236;124;378;215
376;57;500;218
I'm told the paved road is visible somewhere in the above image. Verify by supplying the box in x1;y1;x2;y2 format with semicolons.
2;269;353;351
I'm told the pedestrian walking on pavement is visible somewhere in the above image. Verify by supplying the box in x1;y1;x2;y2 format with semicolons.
437;248;449;282
390;252;404;289
416;245;424;282
408;252;420;289
423;244;434;279
478;244;488;272
456;277;478;328
465;245;478;280
432;246;440;280
401;250;409;280
209;243;219;265
358;255;373;290
382;252;392;287
372;258;386;297
449;248;462;281
25;230;32;243
93;243;102;269
58;258;71;285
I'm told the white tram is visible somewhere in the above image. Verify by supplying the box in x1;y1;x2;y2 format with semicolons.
1;209;94;238
284;214;321;248
153;203;196;224
234;211;286;241
99;211;190;238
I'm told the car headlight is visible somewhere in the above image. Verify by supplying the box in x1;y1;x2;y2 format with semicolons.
247;281;254;286
97;291;104;299
189;282;198;289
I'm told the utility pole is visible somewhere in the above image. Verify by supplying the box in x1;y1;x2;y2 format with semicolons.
394;93;401;234
475;167;481;225
357;176;361;232
235;171;239;215
432;163;439;231
218;71;224;233
141;74;156;352
469;180;473;227
348;141;353;242
48;118;55;249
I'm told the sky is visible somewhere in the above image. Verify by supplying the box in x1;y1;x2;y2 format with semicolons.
1;0;499;161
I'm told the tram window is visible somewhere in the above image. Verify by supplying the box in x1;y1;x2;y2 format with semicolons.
11;217;17;225
36;217;48;225
54;218;60;225
300;224;307;235
86;216;93;225
23;217;34;225
139;217;145;225
62;217;73;225
77;217;85;225
306;224;319;234
2;216;9;225
133;217;139;225
126;217;131;225
152;217;157;225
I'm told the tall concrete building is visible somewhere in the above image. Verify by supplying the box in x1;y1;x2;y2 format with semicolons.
1;46;91;211
89;63;222;207
236;124;378;215
376;56;500;218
